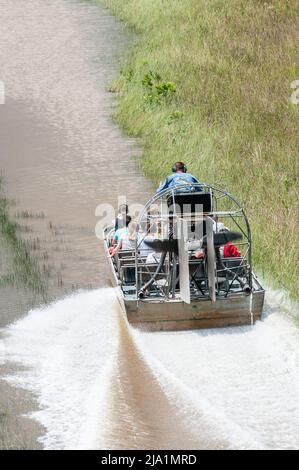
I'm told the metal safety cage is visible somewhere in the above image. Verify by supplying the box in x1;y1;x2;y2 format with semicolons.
133;183;252;301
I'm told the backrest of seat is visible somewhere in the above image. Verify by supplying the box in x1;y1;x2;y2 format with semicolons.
167;191;212;214
117;250;135;259
223;257;247;269
218;257;247;278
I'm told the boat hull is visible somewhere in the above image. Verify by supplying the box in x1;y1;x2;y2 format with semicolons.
104;233;265;331
124;290;265;331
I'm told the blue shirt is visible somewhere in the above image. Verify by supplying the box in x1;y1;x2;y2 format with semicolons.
114;227;128;242
156;172;202;193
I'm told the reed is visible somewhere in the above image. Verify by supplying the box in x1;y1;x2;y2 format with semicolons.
0;180;47;298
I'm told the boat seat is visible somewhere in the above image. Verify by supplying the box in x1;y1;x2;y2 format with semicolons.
119;257;136;266
120;262;166;284
217;257;247;278
189;258;206;279
115;250;136;273
216;258;248;294
138;263;167;273
167;191;212;215
166;191;212;239
120;264;136;283
137;262;168;287
119;257;149;283
116;250;135;259
188;258;208;293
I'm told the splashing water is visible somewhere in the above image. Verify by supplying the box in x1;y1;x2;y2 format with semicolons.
0;289;119;449
0;287;299;450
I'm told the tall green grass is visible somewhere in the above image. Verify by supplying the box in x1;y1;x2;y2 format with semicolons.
101;0;299;300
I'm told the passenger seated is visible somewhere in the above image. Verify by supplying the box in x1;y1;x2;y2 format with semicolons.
138;221;156;258
219;228;241;258
111;221;139;283
191;227;241;259
140;220;164;264
212;215;228;233
192;248;205;259
223;242;241;258
112;215;132;246
110;220;139;257
108;214;132;255
112;204;129;232
146;251;162;264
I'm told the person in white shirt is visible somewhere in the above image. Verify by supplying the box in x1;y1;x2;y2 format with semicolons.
112;215;132;246
111;220;139;256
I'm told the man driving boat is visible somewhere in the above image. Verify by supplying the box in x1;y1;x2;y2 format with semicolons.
156;161;202;193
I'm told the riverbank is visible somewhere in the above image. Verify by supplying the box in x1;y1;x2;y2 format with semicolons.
100;0;299;302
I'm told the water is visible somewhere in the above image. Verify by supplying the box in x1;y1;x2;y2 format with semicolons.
0;0;152;302
0;0;152;448
1;287;299;449
0;0;298;450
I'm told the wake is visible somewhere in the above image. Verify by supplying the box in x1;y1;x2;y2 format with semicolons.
0;287;298;449
0;289;119;449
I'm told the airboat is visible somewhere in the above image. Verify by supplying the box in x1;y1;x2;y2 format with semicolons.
104;183;264;331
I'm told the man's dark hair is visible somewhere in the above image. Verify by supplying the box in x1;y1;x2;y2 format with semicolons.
125;215;132;227
174;161;186;172
119;204;128;214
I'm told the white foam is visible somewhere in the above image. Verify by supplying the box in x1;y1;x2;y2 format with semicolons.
138;289;299;449
0;288;120;449
1;286;299;449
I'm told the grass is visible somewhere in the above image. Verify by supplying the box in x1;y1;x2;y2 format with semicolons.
0;178;47;299
100;0;299;301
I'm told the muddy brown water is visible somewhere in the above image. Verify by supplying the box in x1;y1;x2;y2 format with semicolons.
0;0;152;449
0;0;152;304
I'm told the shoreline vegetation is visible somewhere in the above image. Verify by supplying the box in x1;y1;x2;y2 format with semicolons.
0;178;47;301
100;0;299;303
